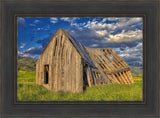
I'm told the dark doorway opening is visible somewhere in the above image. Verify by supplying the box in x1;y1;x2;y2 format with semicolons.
44;65;49;84
83;64;88;90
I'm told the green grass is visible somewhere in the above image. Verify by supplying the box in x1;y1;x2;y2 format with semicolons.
18;70;35;83
17;71;143;101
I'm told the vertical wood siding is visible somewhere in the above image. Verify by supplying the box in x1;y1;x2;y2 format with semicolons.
36;30;83;93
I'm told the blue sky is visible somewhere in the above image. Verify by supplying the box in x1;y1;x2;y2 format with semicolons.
18;17;143;65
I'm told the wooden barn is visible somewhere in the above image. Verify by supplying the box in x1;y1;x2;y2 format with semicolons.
35;28;134;93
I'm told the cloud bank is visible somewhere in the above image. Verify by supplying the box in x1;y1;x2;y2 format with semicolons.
18;17;143;65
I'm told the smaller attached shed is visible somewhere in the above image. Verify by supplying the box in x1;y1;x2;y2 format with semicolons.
36;28;134;93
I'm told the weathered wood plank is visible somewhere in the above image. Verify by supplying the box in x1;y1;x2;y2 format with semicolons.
64;43;69;91
75;51;79;92
87;66;92;87
79;57;83;92
122;72;130;84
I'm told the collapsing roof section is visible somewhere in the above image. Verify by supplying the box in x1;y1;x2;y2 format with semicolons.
85;47;134;85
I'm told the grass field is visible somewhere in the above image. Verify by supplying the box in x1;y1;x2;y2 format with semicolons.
17;71;143;101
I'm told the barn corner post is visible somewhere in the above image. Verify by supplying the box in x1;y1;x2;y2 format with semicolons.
78;57;84;93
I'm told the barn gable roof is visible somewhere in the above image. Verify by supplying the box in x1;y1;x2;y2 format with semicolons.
37;28;96;67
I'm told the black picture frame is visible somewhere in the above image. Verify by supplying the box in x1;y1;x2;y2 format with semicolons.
1;0;160;117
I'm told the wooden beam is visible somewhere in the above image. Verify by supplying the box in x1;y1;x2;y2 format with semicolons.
87;66;92;87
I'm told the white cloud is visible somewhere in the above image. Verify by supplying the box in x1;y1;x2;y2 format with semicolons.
60;17;79;22
69;27;142;46
103;29;142;43
84;20;117;30
20;43;26;48
34;20;40;23
60;17;81;27
18;46;43;57
60;17;70;22
114;42;143;63
18;51;29;57
107;17;120;21
106;17;130;22
101;18;107;22
103;17;142;24
84;17;142;32
71;22;86;27
96;30;108;37
50;18;58;23
115;17;142;29
37;28;43;30
30;24;36;27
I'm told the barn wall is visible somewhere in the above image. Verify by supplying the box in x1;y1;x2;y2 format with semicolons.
36;30;83;93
